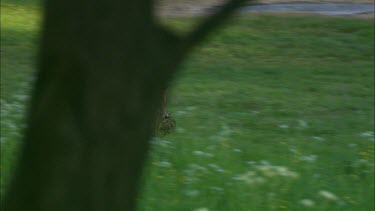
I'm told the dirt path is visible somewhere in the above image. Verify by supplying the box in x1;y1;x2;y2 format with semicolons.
156;0;374;17
239;3;374;15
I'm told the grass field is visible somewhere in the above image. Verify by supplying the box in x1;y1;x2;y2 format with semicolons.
1;1;374;211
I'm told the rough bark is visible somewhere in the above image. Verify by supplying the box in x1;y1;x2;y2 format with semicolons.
2;0;249;210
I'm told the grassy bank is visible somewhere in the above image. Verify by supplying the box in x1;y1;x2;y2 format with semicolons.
1;2;374;210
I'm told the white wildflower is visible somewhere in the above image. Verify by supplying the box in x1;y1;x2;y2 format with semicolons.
193;208;209;211
185;106;197;111
252;177;266;184
205;152;214;157
183;169;194;176
256;164;271;171
288;147;299;154
158;161;172;168
208;164;220;169
300;155;317;163
251;111;260;115
233;171;265;185
236;161;299;186
299;199;315;207
260;168;277;178
207;164;224;173
193;151;214;158
193;151;205;156
15;95;29;101
359;131;373;138
176;110;187;115
273;166;288;174
218;125;232;136
184;189;200;196
274;166;299;178
183;177;196;184
312;136;325;141
298;120;308;128
189;164;202;169
8;123;17;130
210;186;224;192
152;139;173;148
247;161;256;165
318;190;339;201
260;160;270;165
359;131;374;141
189;164;208;173
278;124;289;129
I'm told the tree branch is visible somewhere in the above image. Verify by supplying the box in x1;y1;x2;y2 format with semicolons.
182;0;253;53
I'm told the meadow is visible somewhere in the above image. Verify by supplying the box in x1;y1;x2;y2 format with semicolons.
1;1;374;210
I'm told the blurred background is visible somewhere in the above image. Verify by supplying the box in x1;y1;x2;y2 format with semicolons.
1;0;374;210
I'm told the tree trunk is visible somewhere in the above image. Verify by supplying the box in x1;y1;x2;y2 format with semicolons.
2;0;249;210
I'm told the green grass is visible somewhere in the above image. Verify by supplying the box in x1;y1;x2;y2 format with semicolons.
1;2;374;211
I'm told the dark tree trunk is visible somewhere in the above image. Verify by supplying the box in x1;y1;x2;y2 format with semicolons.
2;0;249;210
